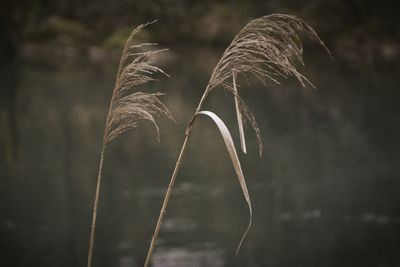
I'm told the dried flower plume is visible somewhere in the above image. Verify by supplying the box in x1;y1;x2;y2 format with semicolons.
206;14;331;156
104;21;174;145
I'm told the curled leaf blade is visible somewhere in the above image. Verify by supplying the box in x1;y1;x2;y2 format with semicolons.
197;110;252;253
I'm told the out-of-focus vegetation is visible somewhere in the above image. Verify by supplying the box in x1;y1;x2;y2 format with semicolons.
2;0;399;66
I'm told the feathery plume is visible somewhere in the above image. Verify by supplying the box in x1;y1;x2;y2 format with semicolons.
87;22;173;267
207;13;330;155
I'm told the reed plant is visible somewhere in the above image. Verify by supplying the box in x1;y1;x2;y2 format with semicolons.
144;13;330;267
86;22;174;267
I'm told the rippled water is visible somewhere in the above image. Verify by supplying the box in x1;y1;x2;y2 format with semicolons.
1;46;399;267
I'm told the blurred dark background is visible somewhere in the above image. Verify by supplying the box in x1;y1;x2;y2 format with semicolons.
1;1;399;267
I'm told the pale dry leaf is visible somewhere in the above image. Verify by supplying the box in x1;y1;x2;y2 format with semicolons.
197;110;252;253
232;71;247;154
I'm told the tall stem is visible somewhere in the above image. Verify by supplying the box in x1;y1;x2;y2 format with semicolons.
87;148;106;267
87;59;117;267
144;89;209;267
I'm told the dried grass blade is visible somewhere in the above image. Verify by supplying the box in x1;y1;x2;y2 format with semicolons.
232;71;247;154
197;110;252;254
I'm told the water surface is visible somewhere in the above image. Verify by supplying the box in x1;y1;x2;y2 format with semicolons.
1;47;399;267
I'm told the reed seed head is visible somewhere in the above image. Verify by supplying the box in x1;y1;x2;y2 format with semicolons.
206;14;331;156
103;22;174;145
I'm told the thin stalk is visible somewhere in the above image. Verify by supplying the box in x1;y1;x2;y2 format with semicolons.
86;38;119;267
87;82;114;267
144;135;190;267
87;148;106;267
144;89;209;267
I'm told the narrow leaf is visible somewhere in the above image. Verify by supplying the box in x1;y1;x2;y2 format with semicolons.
197;110;252;254
232;71;247;154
